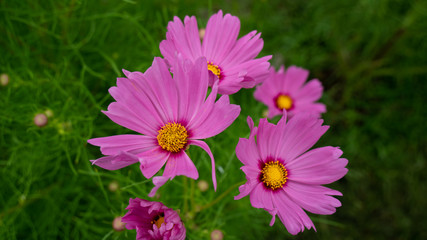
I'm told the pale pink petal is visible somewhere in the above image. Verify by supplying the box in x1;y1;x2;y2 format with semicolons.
295;79;323;103
284;181;342;215
139;147;170;179
277;114;329;162
287;147;348;184
90;151;139;170
188;140;217;191
163;151;199;180
282;66;309;93
88;135;157;155
202;10;240;62
255;118;277;161
235;138;261;167
221;31;263;65
159;16;202;62
148;176;169;197
234;179;258;200
249;183;274;211
102;103;159;137
189;95;240;139
173;56;209;123
274;191;316;235
142;57;179;122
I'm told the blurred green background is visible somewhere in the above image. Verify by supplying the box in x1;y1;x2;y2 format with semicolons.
1;0;426;239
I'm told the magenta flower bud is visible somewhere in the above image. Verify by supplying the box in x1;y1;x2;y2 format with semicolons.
0;74;9;86
122;198;186;240
34;113;48;127
112;216;126;231
210;229;224;240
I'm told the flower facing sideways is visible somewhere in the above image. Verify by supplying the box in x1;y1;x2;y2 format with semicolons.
88;57;240;197
254;65;326;119
122;198;186;240
234;114;348;235
160;10;271;95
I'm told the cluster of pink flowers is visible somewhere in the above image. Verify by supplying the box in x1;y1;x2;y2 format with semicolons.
88;10;347;239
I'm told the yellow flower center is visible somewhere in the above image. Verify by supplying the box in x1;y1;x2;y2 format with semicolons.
207;61;221;78
276;94;293;110
151;213;165;229
261;161;288;190
157;123;188;153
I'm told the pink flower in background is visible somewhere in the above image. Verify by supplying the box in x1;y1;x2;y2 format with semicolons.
122;198;186;240
254;65;326;119
88;57;240;197
160;10;271;95
234;114;348;235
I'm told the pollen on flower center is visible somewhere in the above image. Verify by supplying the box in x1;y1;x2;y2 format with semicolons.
151;213;165;229
276;94;293;110
157;123;188;153
207;61;221;78
261;161;288;190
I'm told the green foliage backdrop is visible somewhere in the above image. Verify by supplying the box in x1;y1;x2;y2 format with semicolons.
1;0;426;239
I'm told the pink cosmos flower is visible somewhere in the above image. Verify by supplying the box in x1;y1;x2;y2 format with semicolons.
254;65;326;119
88;56;240;197
160;10;271;95
122;198;186;240
234;113;348;235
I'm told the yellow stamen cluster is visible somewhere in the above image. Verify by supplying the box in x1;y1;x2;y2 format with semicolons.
151;214;165;229
207;61;221;78
261;161;288;190
157;123;188;153
276;94;293;110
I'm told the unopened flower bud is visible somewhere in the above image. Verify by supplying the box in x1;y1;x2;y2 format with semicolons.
197;180;209;192
210;229;224;240
112;216;126;231
199;28;206;40
34;113;48;127
0;74;9;86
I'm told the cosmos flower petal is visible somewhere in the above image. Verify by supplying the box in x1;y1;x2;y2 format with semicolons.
288;147;348;184
295;79;323;103
278;114;329;161
202;10;240;62
249;183;275;211
160;16;202;62
274;191;316;235
139;147;170;179
173;56;209;123
102;104;158;136
90;151;139;170
143;57;179;122
88;134;157;155
221;31;263;65
284;181;342;215
255;118;278;161
236;138;260;167
148;176;169;198
188;140;217;191
234;180;257;200
282;66;309;93
190;95;241;139
163;151;199;180
109;75;166;135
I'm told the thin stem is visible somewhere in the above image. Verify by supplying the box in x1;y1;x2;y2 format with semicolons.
197;181;246;212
